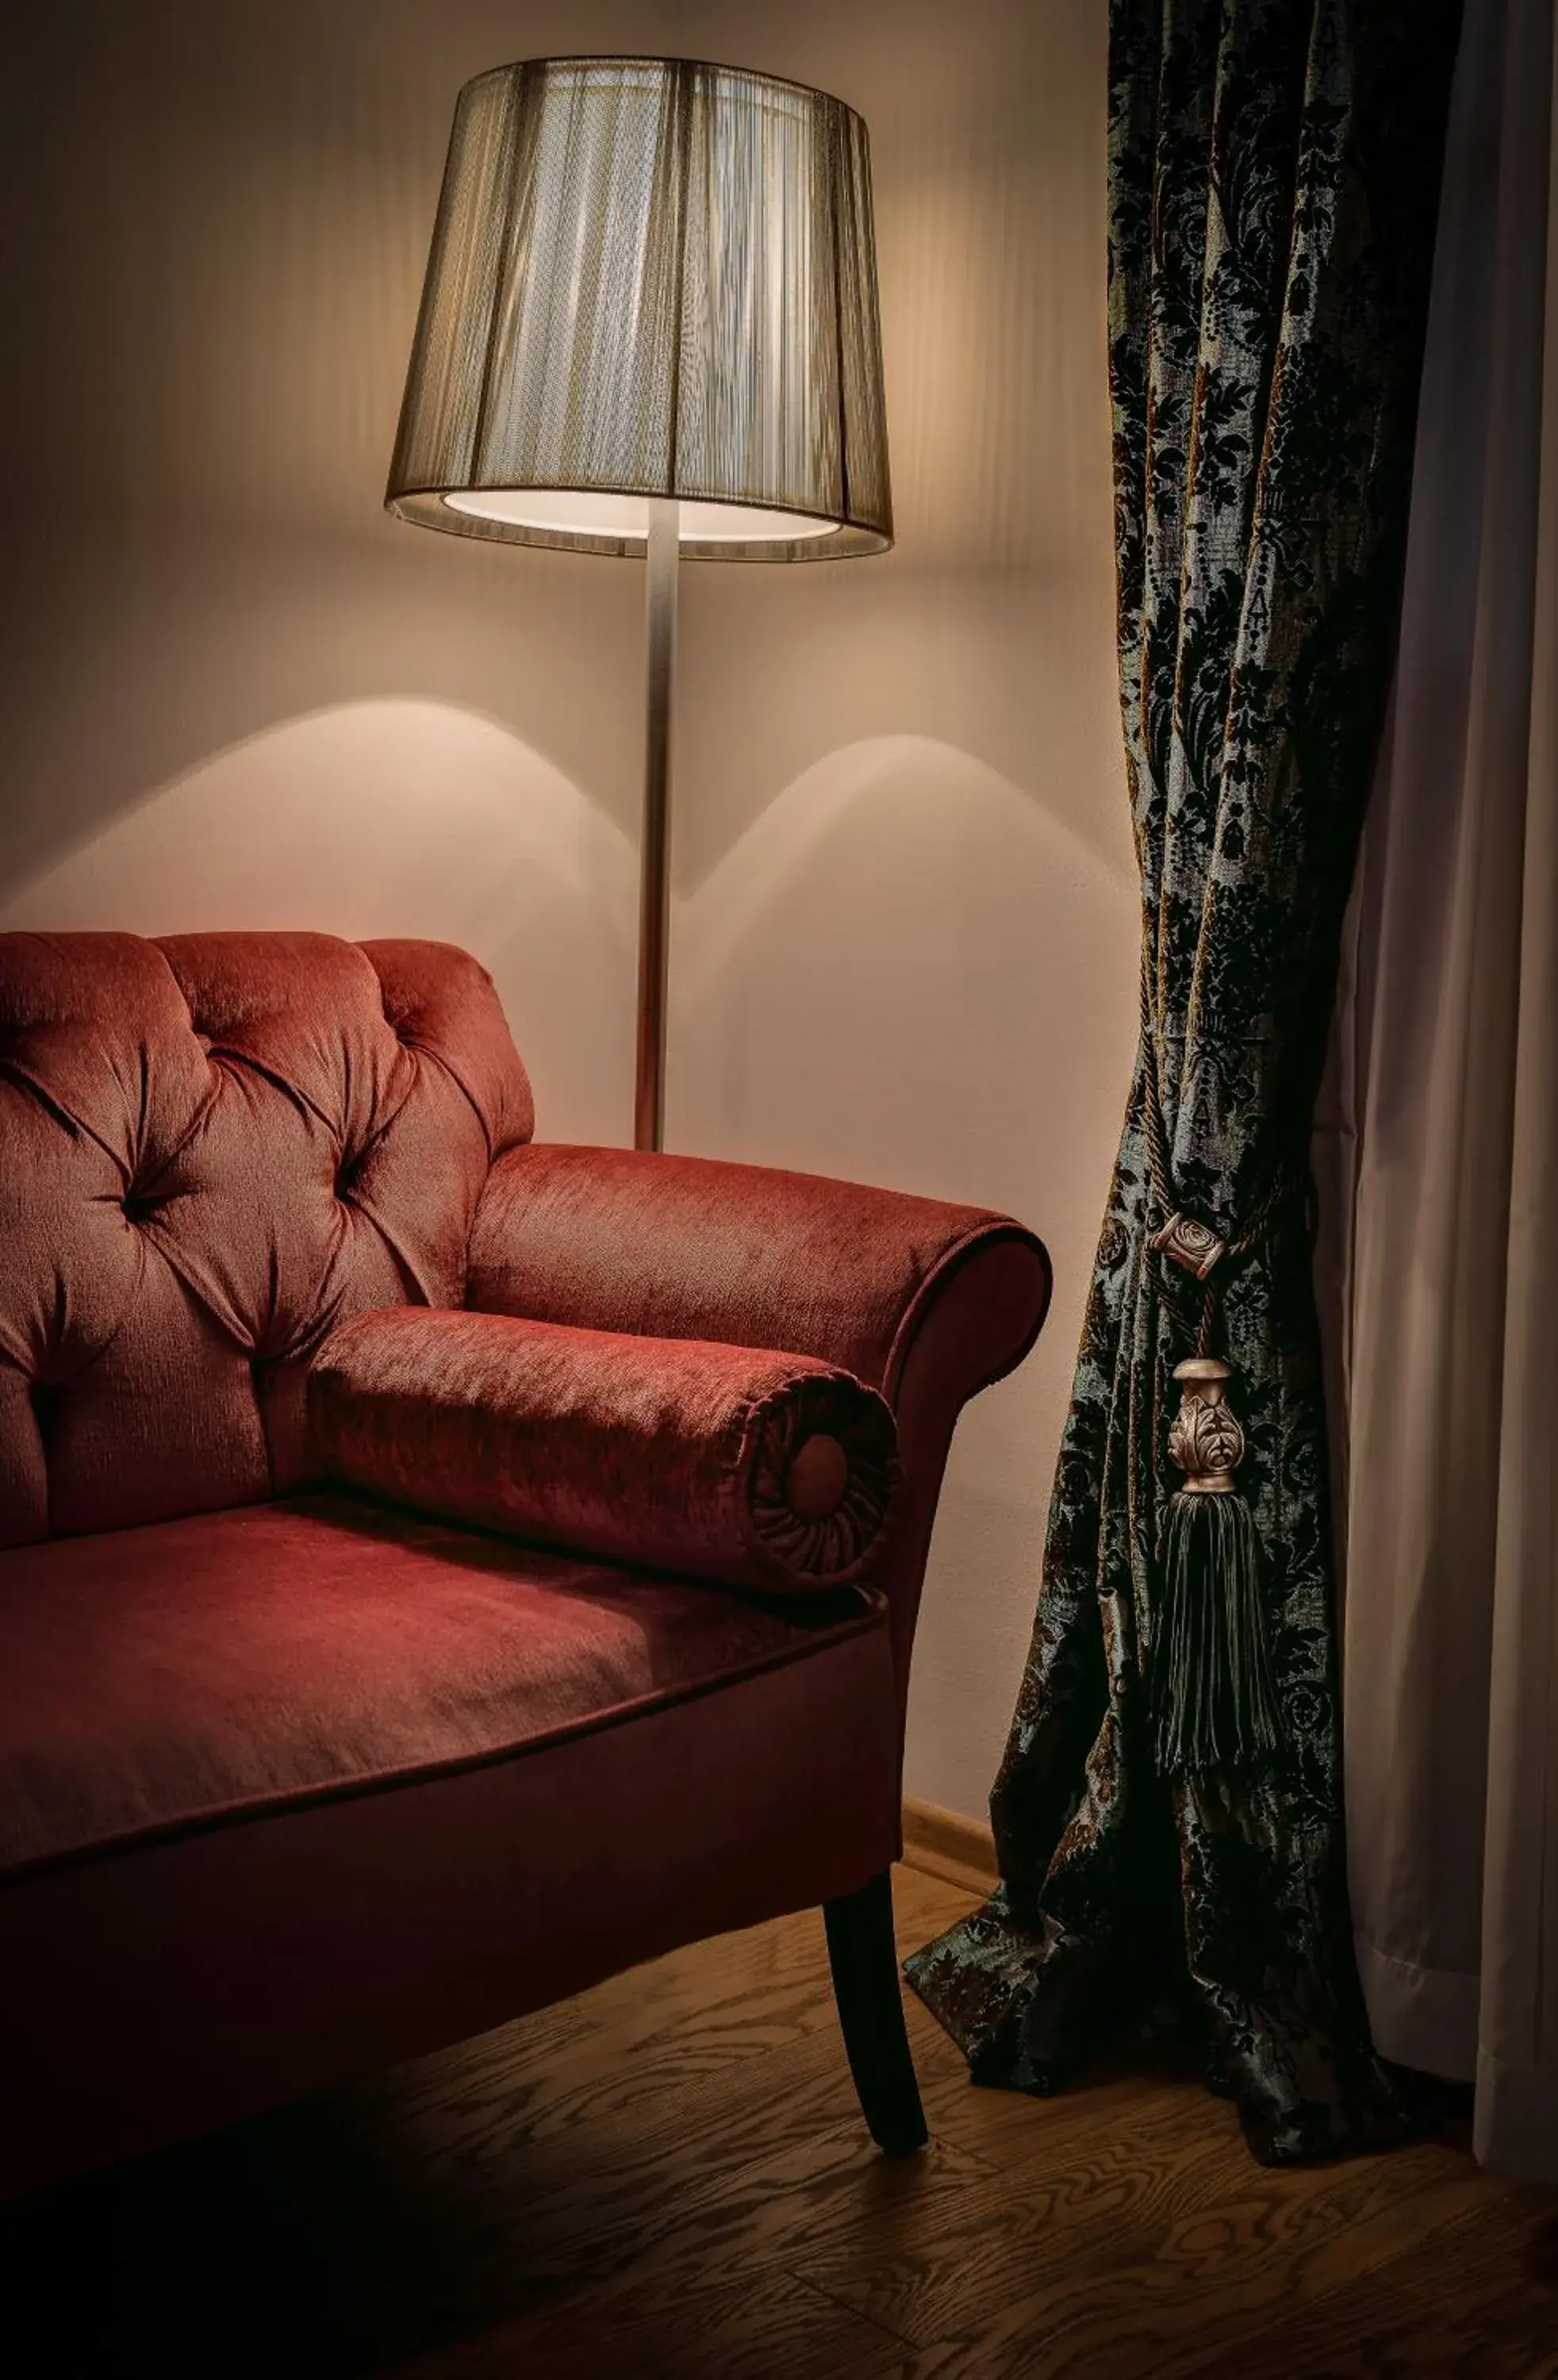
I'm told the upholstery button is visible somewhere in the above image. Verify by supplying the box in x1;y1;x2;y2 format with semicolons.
121;1193;159;1226
786;1433;850;1522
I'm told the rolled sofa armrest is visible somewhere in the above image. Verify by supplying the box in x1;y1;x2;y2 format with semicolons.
467;1144;1050;1403
466;1146;1052;1721
308;1307;900;1596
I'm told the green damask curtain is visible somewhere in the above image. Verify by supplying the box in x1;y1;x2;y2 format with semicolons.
906;0;1462;2164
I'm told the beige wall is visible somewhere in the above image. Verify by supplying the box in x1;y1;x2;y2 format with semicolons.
1;0;1137;1821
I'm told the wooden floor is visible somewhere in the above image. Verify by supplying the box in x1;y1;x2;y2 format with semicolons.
5;1867;1556;2378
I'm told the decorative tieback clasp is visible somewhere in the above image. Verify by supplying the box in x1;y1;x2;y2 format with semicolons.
1167;1357;1245;1495
1150;1211;1226;1279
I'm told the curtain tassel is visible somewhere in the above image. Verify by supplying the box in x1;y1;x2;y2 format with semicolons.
1150;1356;1284;1776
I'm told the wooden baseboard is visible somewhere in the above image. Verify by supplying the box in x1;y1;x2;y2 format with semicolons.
900;1795;998;1895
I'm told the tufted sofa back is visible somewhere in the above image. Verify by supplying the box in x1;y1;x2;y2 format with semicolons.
0;933;533;1548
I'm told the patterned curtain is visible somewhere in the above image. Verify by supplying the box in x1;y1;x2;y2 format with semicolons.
906;0;1463;2164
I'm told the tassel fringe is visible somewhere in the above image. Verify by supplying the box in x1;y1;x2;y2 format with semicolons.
1151;1490;1283;1776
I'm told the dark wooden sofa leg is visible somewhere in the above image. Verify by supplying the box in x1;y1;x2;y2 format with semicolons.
823;1869;929;2156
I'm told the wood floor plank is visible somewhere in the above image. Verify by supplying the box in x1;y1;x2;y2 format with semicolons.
815;2136;1534;2378
386;2266;916;2380
1234;2194;1558;2379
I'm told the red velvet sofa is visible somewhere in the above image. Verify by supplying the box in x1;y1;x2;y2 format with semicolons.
0;931;1050;2197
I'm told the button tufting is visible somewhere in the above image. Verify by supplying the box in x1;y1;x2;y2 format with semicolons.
1;929;528;1543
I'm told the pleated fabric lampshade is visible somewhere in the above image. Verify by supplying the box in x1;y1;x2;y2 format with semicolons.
386;56;892;559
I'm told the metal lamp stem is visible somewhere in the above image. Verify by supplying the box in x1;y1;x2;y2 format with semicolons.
634;497;679;1153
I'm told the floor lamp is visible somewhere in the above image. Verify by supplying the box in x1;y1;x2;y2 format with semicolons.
386;56;892;1151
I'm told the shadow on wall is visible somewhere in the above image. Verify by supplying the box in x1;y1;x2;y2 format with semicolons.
672;732;1136;1215
670;731;1139;1818
0;522;647;908
0;701;639;1150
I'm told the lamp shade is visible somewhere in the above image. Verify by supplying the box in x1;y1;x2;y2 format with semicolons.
386;56;892;560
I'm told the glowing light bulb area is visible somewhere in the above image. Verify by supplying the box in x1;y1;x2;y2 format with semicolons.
443;489;841;544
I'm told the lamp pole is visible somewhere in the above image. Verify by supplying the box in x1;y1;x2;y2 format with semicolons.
635;498;679;1153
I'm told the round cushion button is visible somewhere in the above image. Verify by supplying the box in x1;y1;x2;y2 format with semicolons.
785;1433;850;1521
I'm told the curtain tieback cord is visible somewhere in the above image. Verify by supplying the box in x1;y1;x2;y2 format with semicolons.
1138;969;1288;1775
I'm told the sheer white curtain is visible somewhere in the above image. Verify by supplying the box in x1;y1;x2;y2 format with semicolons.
1324;0;1557;2178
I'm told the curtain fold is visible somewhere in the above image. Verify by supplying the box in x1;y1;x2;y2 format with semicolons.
907;0;1461;2165
1330;0;1557;2182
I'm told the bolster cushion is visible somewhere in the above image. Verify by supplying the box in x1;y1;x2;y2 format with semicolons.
307;1307;901;1595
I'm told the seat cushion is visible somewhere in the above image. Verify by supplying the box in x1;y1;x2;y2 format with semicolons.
0;1492;885;1881
0;1494;900;2195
